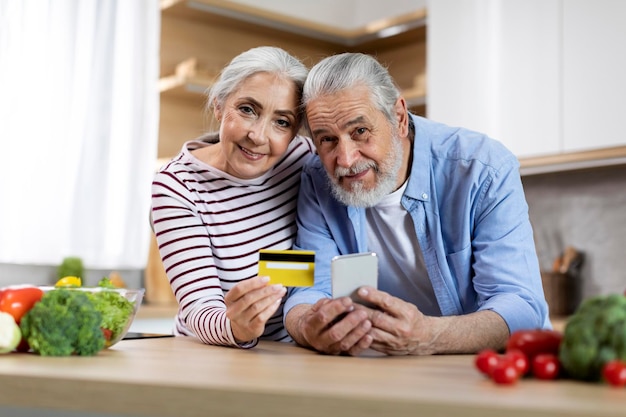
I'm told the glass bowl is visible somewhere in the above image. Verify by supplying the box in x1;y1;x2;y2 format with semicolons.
39;286;145;348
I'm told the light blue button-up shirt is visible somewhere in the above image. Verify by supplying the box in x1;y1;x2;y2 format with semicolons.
285;114;551;333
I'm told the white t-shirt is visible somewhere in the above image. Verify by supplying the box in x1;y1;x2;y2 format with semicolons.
365;181;441;316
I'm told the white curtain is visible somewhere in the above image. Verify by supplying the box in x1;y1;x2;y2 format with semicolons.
0;0;160;269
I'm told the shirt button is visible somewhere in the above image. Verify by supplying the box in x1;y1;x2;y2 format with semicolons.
422;193;428;200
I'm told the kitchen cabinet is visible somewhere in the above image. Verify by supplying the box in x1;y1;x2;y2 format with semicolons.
428;0;562;159
427;0;626;174
158;0;427;161
562;0;626;153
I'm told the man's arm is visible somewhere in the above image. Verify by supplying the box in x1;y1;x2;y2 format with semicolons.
356;287;510;355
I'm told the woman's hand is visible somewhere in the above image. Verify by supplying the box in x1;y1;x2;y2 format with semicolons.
224;275;287;342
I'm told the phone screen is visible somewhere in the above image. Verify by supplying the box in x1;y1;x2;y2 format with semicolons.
331;252;378;307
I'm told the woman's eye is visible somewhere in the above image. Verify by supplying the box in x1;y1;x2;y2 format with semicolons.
239;105;255;115
276;119;291;128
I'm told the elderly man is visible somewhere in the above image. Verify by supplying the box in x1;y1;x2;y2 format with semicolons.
284;52;550;356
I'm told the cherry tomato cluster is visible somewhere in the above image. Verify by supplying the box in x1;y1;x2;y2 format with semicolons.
475;329;626;387
475;347;560;384
476;329;563;385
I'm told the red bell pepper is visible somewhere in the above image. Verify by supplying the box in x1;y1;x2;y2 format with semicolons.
0;285;44;323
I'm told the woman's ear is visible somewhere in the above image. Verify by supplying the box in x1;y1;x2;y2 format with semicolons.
212;99;222;123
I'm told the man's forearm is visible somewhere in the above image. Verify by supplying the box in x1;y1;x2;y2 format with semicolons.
285;304;313;348
419;310;510;355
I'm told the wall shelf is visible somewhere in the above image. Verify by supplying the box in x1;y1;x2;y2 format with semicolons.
161;0;427;48
157;0;428;159
519;146;626;176
159;57;427;110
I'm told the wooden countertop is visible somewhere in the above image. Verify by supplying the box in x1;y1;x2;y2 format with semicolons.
0;337;623;417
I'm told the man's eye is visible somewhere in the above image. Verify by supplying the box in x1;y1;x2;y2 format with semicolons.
356;127;367;135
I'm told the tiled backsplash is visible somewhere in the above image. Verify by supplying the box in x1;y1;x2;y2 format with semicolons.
523;164;626;302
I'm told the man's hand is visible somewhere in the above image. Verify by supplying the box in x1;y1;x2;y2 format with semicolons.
356;286;510;355
224;275;286;343
286;298;373;355
354;286;433;355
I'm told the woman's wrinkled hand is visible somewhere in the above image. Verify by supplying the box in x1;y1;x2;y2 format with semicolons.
224;275;286;342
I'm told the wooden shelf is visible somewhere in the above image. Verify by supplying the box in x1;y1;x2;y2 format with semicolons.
161;0;427;48
159;56;427;111
159;57;215;100
157;0;428;159
519;145;626;176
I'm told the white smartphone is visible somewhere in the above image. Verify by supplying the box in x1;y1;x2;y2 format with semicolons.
331;252;378;307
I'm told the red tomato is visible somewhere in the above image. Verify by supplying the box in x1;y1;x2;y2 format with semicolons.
603;360;626;387
506;329;563;359
503;349;530;377
492;361;520;385
475;349;500;376
101;328;113;342
0;285;44;323
532;353;561;380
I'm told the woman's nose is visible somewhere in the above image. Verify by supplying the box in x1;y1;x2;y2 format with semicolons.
247;118;270;144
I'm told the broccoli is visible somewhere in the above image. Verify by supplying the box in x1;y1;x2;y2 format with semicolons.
20;289;105;356
559;293;626;381
57;256;84;280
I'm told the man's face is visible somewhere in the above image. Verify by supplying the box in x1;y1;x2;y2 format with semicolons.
306;86;408;207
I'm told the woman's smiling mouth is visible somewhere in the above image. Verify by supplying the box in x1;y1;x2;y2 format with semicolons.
239;145;265;160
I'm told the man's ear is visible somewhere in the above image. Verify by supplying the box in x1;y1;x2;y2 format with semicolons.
394;96;409;137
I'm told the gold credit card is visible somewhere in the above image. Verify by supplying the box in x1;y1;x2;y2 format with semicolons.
258;250;315;287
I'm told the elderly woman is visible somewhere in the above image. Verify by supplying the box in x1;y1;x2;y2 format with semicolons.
151;46;313;348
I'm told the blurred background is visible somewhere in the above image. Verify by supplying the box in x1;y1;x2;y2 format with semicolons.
1;0;624;316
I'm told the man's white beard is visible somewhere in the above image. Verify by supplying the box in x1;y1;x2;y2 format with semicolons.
328;132;404;208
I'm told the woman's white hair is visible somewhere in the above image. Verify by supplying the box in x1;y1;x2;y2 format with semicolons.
207;46;308;122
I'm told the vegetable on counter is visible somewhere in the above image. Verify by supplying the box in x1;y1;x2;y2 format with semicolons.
0;285;45;352
55;276;82;287
19;288;105;356
57;256;84;281
0;311;22;353
89;278;135;346
476;329;563;385
506;329;563;360
0;285;44;324
559;293;626;381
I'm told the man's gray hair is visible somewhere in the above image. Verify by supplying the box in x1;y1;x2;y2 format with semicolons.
302;53;401;128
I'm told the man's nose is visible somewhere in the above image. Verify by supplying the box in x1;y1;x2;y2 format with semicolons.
335;138;359;168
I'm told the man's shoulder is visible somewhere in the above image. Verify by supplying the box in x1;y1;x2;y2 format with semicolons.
301;152;325;173
414;116;518;171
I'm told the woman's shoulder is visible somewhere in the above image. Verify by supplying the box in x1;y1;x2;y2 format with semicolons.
290;134;315;155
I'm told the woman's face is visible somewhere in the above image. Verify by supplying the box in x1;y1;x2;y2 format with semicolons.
213;72;300;179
